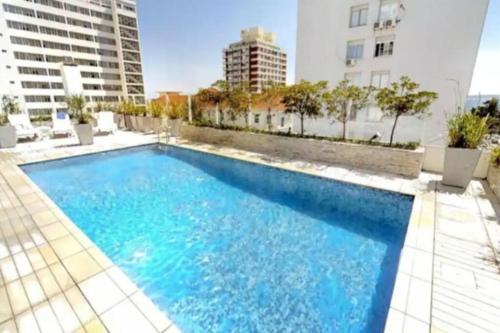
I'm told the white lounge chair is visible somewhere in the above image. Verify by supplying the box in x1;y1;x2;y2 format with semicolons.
95;111;117;134
8;114;36;140
51;112;74;137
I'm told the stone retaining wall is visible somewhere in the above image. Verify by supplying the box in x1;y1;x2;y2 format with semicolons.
180;125;424;178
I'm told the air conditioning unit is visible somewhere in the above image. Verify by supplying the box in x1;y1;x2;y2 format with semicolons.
346;59;356;67
374;21;383;30
385;19;397;28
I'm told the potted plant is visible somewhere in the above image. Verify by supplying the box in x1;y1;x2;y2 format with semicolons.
443;112;489;188
66;95;94;145
0;96;20;148
139;106;152;132
148;100;166;134
167;101;186;138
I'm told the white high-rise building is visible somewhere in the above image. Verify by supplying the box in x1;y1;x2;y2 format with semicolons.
0;0;145;115
296;0;489;150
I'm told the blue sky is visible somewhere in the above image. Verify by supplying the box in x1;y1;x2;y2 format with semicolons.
138;0;499;98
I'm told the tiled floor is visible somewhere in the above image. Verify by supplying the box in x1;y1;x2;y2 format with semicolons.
0;131;499;333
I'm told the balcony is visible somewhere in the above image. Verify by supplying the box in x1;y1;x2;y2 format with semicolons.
373;18;398;31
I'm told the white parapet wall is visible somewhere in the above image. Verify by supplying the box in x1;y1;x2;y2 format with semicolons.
180;125;424;178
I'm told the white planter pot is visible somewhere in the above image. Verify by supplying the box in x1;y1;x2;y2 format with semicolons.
74;124;94;145
169;119;182;137
443;147;481;188
0;125;16;148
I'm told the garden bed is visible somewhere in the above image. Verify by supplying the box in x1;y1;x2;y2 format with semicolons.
180;124;424;178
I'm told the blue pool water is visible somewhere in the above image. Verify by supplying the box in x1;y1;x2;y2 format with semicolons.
22;145;413;333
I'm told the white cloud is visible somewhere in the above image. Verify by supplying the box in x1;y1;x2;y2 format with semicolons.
469;50;500;95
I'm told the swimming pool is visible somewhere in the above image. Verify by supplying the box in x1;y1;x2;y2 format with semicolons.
22;144;413;333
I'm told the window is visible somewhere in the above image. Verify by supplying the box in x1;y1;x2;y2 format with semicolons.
350;5;368;27
101;73;120;80
375;36;395;57
67;18;92;29
10;36;41;47
102;84;122;91
54;96;65;102
81;71;100;78
280;117;285;127
39;26;69;37
50;82;63;89
6;20;38;32
344;72;362;86
48;69;60;76
346;40;364;60
379;0;399;21
95;36;116;45
25;95;51;103
83;84;102;90
14;52;44;62
91;10;113;21
93;23;114;33
22;81;50;89
64;3;90;15
18;67;47;75
370;71;390;89
254;114;260;124
46;55;66;63
36;11;65;23
2;4;35;17
75;58;98;67
34;0;63;9
69;32;93;42
43;40;71;51
72;45;95;54
97;49;117;57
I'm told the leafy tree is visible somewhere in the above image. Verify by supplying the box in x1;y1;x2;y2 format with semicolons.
196;80;229;125
325;80;372;139
66;95;90;124
282;80;328;136
1;96;21;115
471;98;499;134
166;100;187;120
147;100;166;118
259;81;285;131
227;82;254;127
375;76;438;146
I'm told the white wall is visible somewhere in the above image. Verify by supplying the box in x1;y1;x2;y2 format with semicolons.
295;0;489;146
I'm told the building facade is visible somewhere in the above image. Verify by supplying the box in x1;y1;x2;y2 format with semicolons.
223;27;287;93
295;0;489;147
0;0;145;115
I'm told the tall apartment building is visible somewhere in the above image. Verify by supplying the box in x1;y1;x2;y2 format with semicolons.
0;0;145;115
296;0;489;149
223;27;287;93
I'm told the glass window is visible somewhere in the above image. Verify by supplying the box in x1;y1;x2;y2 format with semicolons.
371;71;390;89
374;36;395;57
254;114;260;124
344;72;362;86
379;1;399;21
346;41;364;60
350;5;368;27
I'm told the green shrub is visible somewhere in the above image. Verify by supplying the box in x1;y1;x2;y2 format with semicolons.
447;112;489;149
491;146;500;167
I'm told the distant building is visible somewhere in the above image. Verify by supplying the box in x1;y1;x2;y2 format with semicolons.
153;91;188;105
0;0;146;115
223;27;287;93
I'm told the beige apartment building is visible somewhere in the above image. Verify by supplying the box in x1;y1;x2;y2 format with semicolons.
223;27;287;93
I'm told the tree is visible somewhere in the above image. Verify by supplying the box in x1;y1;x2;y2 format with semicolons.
227;82;253;127
375;76;438;146
325;80;372;139
259;81;285;131
66;95;89;124
1;96;21;115
471;98;499;134
195;80;229;125
147;100;166;118
282;80;328;136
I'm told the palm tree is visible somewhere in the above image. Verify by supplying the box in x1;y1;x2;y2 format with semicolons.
65;95;89;124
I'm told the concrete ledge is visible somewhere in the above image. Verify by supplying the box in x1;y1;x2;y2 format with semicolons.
488;166;500;201
180;125;424;178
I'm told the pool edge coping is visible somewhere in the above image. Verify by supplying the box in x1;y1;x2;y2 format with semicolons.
5;141;435;333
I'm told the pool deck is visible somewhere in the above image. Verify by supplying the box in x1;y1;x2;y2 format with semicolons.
0;131;499;333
